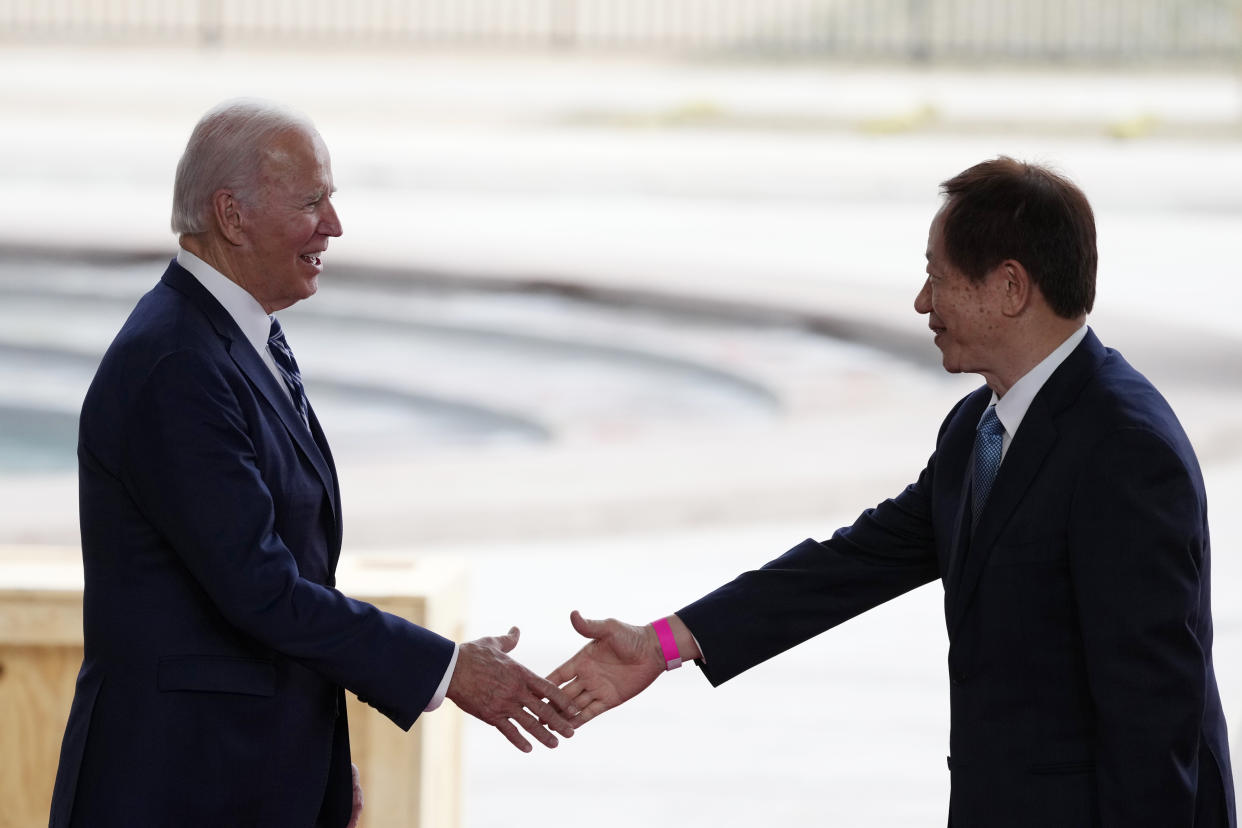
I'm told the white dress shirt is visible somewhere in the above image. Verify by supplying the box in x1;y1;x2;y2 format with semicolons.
176;248;292;401
987;324;1089;459
175;248;458;711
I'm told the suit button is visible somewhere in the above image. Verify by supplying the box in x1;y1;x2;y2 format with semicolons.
950;670;966;685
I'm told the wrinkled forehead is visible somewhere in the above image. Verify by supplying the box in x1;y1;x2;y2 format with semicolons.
257;127;332;185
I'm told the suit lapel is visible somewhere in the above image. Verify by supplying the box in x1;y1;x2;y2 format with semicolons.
942;401;983;585
227;328;341;526
948;404;1056;633
307;403;344;568
160;261;341;528
945;330;1108;634
940;391;987;624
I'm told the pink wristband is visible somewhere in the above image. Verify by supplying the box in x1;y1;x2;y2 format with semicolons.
652;617;682;670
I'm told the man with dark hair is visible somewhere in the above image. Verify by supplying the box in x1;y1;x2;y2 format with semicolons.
49;99;577;828
551;157;1235;827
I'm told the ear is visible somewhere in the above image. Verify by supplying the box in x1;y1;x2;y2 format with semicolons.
211;189;246;246
996;259;1032;317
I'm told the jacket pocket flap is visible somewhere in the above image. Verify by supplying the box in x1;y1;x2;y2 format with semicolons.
157;655;276;697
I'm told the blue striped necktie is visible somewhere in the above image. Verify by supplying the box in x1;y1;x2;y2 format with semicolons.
972;405;1004;528
268;317;308;425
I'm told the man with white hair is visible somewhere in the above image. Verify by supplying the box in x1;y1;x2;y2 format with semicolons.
49;98;576;828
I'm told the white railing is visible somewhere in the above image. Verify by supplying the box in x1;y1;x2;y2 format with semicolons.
1;0;1239;61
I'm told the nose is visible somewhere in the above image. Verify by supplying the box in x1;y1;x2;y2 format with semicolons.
914;277;932;315
320;199;343;238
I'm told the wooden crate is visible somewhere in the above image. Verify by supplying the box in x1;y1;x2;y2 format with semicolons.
0;546;465;828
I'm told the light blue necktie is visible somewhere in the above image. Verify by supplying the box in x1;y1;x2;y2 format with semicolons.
972;405;1004;528
268;317;309;425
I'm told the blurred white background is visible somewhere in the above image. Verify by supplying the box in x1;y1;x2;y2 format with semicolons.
1;2;1239;825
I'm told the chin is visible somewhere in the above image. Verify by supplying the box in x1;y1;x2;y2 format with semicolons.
935;347;958;374
939;353;971;376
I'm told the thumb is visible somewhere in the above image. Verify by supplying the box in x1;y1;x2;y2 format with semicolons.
496;626;519;653
570;610;609;640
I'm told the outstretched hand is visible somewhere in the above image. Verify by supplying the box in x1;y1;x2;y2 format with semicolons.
546;611;667;726
447;627;578;753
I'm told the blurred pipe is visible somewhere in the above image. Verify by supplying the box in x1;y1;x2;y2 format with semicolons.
1236;0;1242;127
551;0;576;49
908;0;930;62
199;0;221;47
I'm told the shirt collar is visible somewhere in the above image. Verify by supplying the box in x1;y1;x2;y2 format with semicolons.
176;247;273;355
988;324;1089;440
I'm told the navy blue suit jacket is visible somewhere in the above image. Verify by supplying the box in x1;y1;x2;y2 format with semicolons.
50;261;455;827
679;330;1235;827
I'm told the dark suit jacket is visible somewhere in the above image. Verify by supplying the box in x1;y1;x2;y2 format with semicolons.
679;330;1235;827
50;261;455;828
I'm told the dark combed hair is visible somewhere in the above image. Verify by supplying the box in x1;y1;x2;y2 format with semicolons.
940;157;1096;318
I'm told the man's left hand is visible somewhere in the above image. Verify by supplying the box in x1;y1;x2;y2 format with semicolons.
346;763;362;828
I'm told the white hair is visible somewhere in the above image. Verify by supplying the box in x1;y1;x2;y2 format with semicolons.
171;98;317;235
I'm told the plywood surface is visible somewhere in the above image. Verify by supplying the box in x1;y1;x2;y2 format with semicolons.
0;546;466;828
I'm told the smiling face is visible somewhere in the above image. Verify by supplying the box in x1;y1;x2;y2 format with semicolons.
235;127;342;313
914;207;1007;383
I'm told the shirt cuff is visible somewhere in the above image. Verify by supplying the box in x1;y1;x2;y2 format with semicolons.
690;631;707;663
423;643;460;712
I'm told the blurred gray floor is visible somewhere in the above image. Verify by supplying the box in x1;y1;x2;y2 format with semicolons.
0;45;1239;827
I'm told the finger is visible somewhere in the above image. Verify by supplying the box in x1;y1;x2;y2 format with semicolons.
527;698;576;738
573;698;612;727
513;708;560;749
529;673;578;717
551;676;596;716
523;672;578;733
496;719;534;753
546;654;580;687
556;675;590;703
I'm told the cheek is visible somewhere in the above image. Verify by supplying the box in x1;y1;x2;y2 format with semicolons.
930;290;954;322
300;213;324;239
961;304;999;341
267;218;312;252
970;299;995;325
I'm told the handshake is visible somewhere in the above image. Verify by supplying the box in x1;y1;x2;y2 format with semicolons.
350;612;702;826
447;610;700;752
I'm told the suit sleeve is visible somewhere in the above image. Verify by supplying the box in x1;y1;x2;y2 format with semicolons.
1069;427;1210;826
677;460;942;686
121;348;453;729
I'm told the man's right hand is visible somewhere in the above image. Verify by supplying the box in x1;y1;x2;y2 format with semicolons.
446;627;578;753
547;611;689;726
